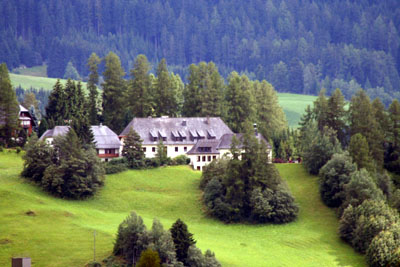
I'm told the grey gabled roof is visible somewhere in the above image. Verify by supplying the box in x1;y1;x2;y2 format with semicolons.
120;117;233;145
39;125;121;149
187;139;221;155
218;133;272;149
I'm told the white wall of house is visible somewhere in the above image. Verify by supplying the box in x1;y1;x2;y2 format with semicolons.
167;145;193;158
189;154;219;171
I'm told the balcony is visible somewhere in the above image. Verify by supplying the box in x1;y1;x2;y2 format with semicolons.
98;153;119;158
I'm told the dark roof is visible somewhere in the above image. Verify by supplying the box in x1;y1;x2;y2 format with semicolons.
0;105;36;127
40;125;121;149
187;139;221;155
120;117;233;145
218;133;272;149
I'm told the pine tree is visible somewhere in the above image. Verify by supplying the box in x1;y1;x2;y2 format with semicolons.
38;117;48;137
182;64;202;117
388;99;400;149
154;59;178;117
102;52;127;133
45;79;67;126
170;219;196;265
326;88;346;144
122;128;145;169
349;89;384;168
129;54;152;117
0;63;19;146
87;53;101;125
313;89;329;131
349;133;375;173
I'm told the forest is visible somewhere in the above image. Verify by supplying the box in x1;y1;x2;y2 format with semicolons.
1;0;400;105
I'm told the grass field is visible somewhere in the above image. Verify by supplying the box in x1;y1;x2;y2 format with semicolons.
10;73;88;92
277;93;316;128
0;151;364;266
12;65;48;77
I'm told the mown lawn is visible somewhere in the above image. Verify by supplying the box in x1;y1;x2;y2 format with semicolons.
0;151;364;266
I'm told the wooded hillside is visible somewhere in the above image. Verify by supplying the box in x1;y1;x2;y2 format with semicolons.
1;0;399;104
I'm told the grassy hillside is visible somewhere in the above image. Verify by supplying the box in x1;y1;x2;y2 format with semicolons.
0;151;364;267
10;73;88;92
277;93;316;128
12;65;47;77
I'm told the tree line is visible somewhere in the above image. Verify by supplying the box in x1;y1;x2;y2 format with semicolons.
296;88;400;266
1;0;399;105
43;52;287;139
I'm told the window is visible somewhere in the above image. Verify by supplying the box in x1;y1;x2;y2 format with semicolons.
152;147;156;152
197;166;201;171
197;156;201;162
96;149;99;154
105;158;109;162
213;156;217;160
202;156;206;162
184;147;187;152
208;156;211;161
175;147;178;152
143;147;147;152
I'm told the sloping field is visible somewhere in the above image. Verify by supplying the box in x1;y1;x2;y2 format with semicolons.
277;93;316;128
10;73;88;91
0;151;364;266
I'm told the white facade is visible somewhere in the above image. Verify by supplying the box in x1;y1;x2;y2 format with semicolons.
189;154;219;171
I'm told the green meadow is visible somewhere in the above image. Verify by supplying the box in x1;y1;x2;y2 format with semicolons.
0;151;364;266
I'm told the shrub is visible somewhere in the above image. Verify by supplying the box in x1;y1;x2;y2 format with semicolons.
104;158;128;174
200;158;228;190
302;127;342;175
186;246;221;267
173;155;190;165
149;219;177;266
15;147;21;153
392;189;400;212
339;169;384;215
137;248;161;267
319;152;356;207
113;212;150;265
366;224;400;267
144;158;160;168
376;171;393;200
21;137;53;183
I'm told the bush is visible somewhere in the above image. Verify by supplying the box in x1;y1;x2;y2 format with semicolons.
137;248;161;267
366;224;400;267
339;199;399;253
172;155;190;165
200;158;228;190
0;145;3;152
104;158;128;174
21;137;53;183
339;169;385;216
15;147;21;153
144;158;160;168
186;246;221;267
392;189;400;212
319;152;356;207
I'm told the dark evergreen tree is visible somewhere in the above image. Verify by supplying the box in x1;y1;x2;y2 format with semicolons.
38;118;48;138
122;128;145;169
349;133;375;173
45;79;66;126
0;63;19;146
170;219;196;265
326;88;347;144
102;52;127;133
129;54;152;117
87;53;101;125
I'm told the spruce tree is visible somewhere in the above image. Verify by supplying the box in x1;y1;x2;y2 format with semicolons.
182;64;202;117
154;58;178;117
200;62;225;117
313;89;329;131
129;54;152;117
87;53;101;125
349;133;375;173
0;63;19;146
122;128;145;168
326;88;346;144
38;117;48;137
170;219;196;265
102;52;127;133
45;79;66;126
388;99;400;149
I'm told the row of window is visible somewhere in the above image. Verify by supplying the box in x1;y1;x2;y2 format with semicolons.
197;155;217;162
96;149;117;155
143;146;188;153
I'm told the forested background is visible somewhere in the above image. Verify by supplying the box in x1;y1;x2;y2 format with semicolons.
1;0;400;104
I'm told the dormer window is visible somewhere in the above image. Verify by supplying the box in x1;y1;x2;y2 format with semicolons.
207;129;216;139
158;130;167;141
150;130;158;142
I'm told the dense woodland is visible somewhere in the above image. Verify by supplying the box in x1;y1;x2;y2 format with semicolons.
1;0;400;104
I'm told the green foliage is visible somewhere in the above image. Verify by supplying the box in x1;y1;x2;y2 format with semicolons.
366;224;400;267
171;155;190;166
113;212;150;265
340;169;385;215
103;158;128;174
392;189;400;212
349;133;375;173
302;126;342;175
155;140;169;166
102;52;127;133
41;129;104;199
319;152;357;207
122;128;145;169
63;61;81;80
170;219;196;265
0;63;19;146
86;53;101;125
201;135;298;224
149;219;177;266
186;246;221;267
137;248;161;267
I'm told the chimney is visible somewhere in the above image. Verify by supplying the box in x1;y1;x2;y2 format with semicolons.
182;120;187;126
206;116;210;124
253;123;258;136
100;122;102;127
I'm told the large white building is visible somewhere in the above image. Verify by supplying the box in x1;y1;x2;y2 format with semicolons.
120;117;272;171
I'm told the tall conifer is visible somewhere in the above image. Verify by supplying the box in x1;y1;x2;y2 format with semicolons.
87;53;101;125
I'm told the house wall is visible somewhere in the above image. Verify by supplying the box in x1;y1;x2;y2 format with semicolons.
189;154;219;171
141;144;194;159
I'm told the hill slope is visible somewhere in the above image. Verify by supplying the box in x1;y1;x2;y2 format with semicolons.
10;73;88;91
0;151;364;266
